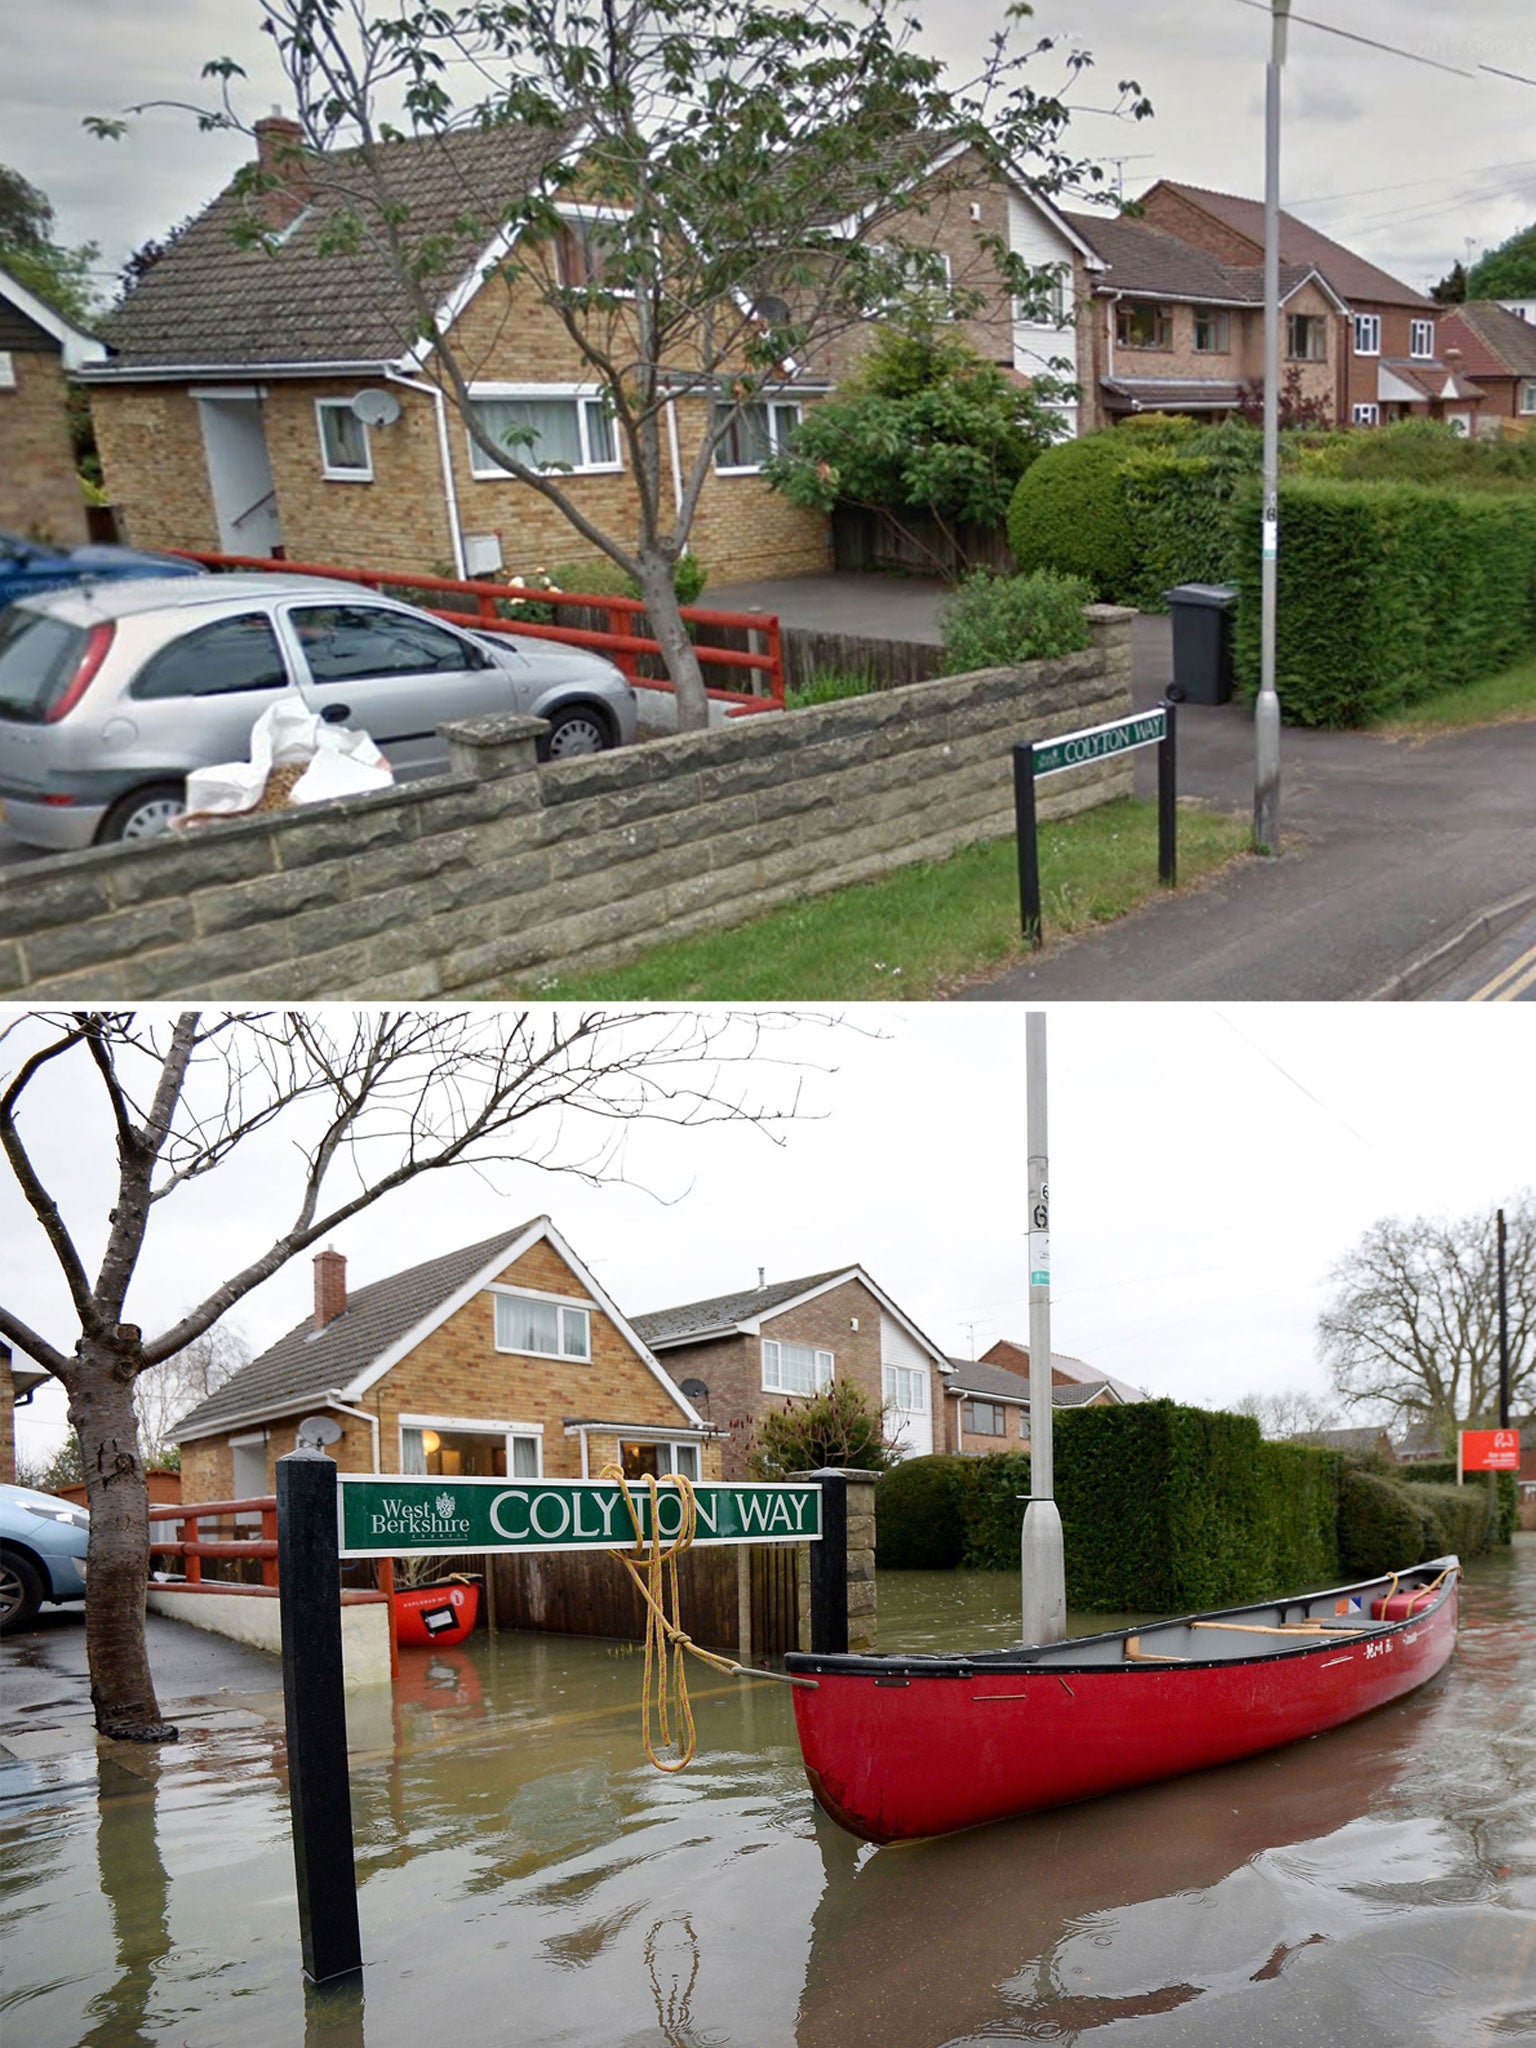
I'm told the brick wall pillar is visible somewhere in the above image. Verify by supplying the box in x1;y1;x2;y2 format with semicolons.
794;1466;879;1655
442;712;549;790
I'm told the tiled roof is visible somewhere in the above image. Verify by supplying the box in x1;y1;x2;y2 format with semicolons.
99;122;576;372
176;1222;537;1438
1378;358;1484;402
944;1360;1114;1408
1061;211;1315;306
1144;181;1431;310
632;1270;853;1347
1440;300;1536;377
1102;377;1244;409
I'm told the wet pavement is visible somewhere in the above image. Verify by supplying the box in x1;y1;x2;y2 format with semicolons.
3;1542;1534;2047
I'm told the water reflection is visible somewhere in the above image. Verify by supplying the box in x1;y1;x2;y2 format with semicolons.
83;1753;172;2048
1;1549;1532;2045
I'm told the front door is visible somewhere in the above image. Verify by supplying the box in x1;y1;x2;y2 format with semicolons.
196;394;283;556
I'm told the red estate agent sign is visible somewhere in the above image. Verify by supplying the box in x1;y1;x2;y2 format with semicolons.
1459;1428;1521;1474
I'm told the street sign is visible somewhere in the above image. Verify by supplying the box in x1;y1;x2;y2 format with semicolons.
1031;708;1167;780
1014;701;1178;947
337;1475;822;1558
1459;1428;1520;1474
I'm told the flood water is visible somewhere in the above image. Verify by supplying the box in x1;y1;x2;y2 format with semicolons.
3;1545;1534;2047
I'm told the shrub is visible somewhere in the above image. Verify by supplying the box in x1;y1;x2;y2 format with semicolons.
784;669;879;710
958;1451;1034;1570
1229;478;1536;725
938;567;1093;675
1337;1469;1434;1576
747;1379;896;1478
875;1456;968;1568
1302;417;1536;492
1120;419;1263;609
1398;1463;1517;1542
546;551;710;606
1401;1479;1496;1559
1006;419;1196;601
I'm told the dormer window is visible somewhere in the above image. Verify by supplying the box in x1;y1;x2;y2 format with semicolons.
493;1288;591;1361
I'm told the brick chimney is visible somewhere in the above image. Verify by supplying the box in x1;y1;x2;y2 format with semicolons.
313;1248;347;1329
253;110;313;234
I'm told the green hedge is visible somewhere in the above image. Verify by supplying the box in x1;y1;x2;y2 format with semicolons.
1398;1464;1518;1541
1337;1468;1435;1577
878;1402;1342;1611
1401;1479;1497;1559
1229;479;1536;726
1006;420;1196;601
875;1455;967;1568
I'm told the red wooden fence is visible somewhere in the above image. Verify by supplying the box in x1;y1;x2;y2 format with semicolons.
174;551;785;710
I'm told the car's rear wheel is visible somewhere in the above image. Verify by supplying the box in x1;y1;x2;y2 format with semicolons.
97;782;186;845
540;703;613;759
0;1550;43;1632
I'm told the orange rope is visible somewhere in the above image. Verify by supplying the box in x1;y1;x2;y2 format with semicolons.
601;1466;740;1773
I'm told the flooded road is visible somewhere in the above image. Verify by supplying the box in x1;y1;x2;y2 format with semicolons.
3;1544;1534;2047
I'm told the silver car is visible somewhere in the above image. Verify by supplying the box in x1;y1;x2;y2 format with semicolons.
0;573;638;850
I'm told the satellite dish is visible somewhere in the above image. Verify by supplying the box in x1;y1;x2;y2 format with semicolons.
679;1378;710;1405
350;387;401;427
295;1414;343;1451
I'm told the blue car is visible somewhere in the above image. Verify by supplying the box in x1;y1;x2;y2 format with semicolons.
0;529;205;611
0;1482;90;1631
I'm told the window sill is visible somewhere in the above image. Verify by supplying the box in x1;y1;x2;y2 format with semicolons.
494;1344;592;1365
320;469;373;484
468;465;625;483
714;464;767;477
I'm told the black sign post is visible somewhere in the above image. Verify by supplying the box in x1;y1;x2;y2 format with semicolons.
277;1450;363;1986
1015;701;1178;947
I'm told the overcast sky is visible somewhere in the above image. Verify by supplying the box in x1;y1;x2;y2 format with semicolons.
4;0;1534;307
5;1002;1533;1462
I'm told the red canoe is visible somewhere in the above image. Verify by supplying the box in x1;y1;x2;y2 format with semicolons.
784;1556;1459;1844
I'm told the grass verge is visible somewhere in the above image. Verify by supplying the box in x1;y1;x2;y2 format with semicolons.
511;796;1250;1000
1372;647;1536;737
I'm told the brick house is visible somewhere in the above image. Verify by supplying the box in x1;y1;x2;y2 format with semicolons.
1133;182;1484;432
80;118;827;586
630;1267;952;1479
1059;209;1348;428
806;141;1105;440
174;1217;721;1503
0;264;107;545
942;1343;1126;1456
1436;302;1536;431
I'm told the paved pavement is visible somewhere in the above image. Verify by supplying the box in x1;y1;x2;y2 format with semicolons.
0;1605;283;1762
713;586;1536;1001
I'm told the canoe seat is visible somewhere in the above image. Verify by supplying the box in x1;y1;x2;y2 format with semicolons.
1124;1635;1186;1663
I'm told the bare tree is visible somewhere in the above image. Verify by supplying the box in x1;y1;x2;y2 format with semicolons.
1230;1389;1342;1441
95;0;1145;727
133;1321;252;1467
1317;1196;1535;1442
0;1008;819;1738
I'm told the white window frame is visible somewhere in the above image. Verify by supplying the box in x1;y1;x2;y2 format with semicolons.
713;398;802;475
398;1412;543;1479
616;1437;703;1480
761;1338;834;1397
466;385;623;479
491;1284;593;1363
1520;382;1536;416
1192;309;1232;354
882;1363;927;1414
554;204;637;299
1409;319;1435;360
1352;402;1380;426
315;398;373;482
1352;312;1381;357
0;351;16;392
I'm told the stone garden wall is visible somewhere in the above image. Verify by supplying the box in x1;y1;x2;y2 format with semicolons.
0;607;1135;998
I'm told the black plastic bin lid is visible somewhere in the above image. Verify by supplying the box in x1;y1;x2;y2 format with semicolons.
1164;583;1239;608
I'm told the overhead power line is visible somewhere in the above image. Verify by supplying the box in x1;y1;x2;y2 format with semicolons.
1229;0;1476;80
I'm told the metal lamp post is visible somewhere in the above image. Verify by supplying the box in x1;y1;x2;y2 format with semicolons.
1021;1011;1066;1644
1255;0;1291;855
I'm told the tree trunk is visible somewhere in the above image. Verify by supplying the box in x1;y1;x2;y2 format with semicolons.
636;550;710;733
70;1348;176;1741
